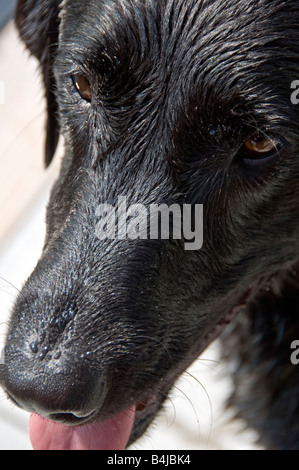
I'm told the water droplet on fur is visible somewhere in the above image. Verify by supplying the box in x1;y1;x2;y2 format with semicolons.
38;346;48;360
30;342;39;354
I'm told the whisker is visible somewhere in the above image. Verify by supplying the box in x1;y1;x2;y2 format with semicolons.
184;370;213;448
0;111;44;161
0;276;30;309
0;276;22;297
161;376;202;444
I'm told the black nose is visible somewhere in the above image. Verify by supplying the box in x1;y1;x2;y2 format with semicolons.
1;344;107;424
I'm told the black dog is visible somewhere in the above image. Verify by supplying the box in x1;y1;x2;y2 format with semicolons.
1;0;299;450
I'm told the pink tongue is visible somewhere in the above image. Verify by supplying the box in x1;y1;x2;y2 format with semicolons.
29;407;136;451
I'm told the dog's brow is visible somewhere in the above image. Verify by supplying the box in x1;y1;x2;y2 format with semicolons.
56;0;298;145
59;0;161;65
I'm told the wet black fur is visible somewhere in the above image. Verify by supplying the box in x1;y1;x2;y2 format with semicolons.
1;0;299;449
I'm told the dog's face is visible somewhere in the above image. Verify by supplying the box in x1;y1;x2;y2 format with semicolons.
1;0;299;450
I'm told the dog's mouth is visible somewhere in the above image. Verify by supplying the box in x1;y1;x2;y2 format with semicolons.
29;407;137;451
29;397;158;450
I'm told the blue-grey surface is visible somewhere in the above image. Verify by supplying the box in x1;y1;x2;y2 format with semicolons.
0;0;16;30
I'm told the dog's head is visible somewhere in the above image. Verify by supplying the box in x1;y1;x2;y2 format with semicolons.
1;0;299;450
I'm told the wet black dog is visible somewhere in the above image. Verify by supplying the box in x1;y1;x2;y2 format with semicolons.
1;0;299;450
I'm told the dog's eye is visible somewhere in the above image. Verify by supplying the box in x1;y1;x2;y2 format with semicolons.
239;133;285;166
72;74;92;102
243;134;279;156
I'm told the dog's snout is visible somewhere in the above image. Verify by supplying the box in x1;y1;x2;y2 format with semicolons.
2;344;108;424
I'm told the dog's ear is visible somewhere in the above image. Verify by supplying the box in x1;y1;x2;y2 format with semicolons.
16;0;62;167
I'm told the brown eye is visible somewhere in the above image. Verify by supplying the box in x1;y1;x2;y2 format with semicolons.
72;74;92;102
243;134;279;156
239;132;286;165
